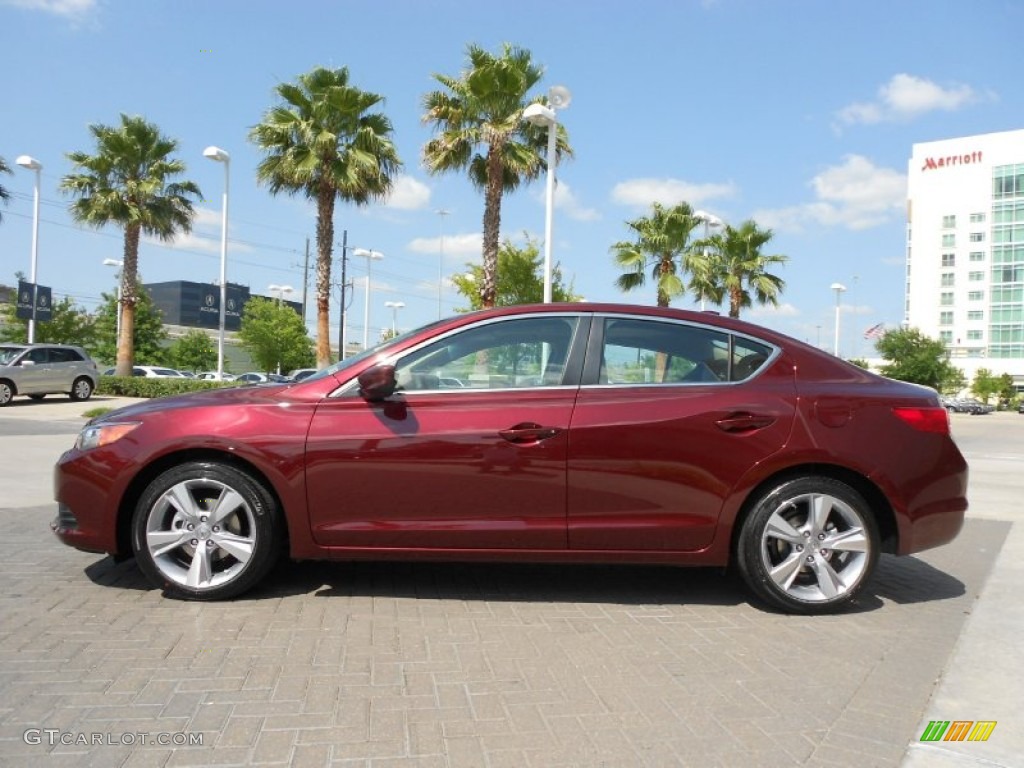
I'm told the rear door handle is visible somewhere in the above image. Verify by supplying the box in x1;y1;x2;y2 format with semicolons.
715;413;776;433
499;423;563;444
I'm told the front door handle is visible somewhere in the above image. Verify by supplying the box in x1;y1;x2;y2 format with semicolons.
499;423;563;444
715;412;776;433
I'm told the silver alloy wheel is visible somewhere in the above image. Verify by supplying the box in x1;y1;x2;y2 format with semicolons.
759;491;870;603
0;382;12;406
144;477;257;591
71;377;93;400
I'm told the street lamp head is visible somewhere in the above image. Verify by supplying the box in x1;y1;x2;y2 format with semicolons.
384;301;405;310
831;282;847;292
203;146;230;163
102;258;124;267
15;155;42;171
268;284;294;294
523;102;556;127
548;85;572;110
693;210;723;227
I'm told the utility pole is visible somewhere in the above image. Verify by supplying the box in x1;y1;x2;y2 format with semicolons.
338;230;349;361
301;237;309;325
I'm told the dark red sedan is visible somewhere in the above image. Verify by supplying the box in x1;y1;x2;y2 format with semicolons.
53;304;968;613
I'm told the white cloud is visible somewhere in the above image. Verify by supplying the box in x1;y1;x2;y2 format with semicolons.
837;74;980;126
408;232;482;260
2;0;97;17
755;155;905;233
611;178;737;208
144;207;253;253
551;181;600;221
384;176;431;210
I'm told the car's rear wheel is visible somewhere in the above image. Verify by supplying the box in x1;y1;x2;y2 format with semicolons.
0;382;13;407
736;476;879;614
70;377;93;401
132;461;280;600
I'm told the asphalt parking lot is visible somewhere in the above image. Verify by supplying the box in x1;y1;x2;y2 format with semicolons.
0;397;1020;767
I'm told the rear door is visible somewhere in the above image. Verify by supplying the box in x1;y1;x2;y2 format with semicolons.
567;315;797;551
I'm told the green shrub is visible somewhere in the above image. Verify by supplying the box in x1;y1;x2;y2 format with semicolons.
96;376;239;398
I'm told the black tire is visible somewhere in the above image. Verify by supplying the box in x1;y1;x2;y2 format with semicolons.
132;461;280;600
29;394;46;401
70;377;94;401
0;381;13;407
736;476;879;614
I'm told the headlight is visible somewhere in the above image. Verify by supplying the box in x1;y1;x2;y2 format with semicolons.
75;422;141;451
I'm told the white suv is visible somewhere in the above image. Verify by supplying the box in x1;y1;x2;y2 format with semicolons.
0;344;99;406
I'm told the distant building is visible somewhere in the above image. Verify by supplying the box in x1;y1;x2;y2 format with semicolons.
144;280;303;333
905;128;1024;389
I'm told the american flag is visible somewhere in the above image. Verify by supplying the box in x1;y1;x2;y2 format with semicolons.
863;322;885;339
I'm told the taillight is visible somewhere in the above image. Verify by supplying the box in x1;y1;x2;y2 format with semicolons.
892;407;949;434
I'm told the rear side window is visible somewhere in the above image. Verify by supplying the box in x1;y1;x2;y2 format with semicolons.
731;337;773;381
599;318;730;384
50;348;84;363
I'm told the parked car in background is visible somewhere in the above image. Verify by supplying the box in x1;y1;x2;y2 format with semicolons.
288;368;319;382
0;343;98;406
196;371;236;381
1018;401;1024;414
53;303;969;614
236;372;293;384
103;366;188;379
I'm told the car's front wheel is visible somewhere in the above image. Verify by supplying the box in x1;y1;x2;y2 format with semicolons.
0;381;13;407
70;377;93;401
736;476;879;614
132;461;280;600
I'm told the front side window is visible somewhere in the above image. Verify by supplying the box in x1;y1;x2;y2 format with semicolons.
394;316;579;391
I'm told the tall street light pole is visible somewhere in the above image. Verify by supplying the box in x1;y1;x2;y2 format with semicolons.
353;248;383;349
692;210;723;311
436;209;450;319
523;85;571;303
16;155;42;343
831;282;847;356
203;146;230;379
103;258;124;344
384;300;405;335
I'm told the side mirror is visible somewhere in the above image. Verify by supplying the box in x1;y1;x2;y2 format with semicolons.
358;364;397;402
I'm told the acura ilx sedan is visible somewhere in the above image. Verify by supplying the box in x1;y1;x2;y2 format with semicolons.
53;303;968;614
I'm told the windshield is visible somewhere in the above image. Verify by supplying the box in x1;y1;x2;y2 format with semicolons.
0;346;26;365
300;318;452;382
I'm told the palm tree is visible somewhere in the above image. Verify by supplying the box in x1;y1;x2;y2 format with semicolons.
0;156;11;224
250;66;401;366
612;202;703;307
422;43;572;308
60;115;202;375
699;219;788;318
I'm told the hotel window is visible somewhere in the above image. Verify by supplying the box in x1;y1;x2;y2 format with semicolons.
967;330;983;341
941;253;956;267
969;271;985;281
970;232;985;242
970;213;986;224
997;266;1024;282
968;310;984;321
968;291;984;301
942;215;956;228
940;292;954;306
970;251;985;262
941;273;955;286
939;331;953;343
939;311;954;325
942;234;956;247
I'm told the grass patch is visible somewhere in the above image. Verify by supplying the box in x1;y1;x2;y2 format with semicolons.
82;407;115;418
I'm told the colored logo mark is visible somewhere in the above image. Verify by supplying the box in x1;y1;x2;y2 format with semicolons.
920;720;997;742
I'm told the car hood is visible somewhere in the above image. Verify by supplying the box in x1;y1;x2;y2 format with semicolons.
91;383;300;425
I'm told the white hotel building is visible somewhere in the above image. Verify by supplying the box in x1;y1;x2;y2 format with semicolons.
905;128;1024;389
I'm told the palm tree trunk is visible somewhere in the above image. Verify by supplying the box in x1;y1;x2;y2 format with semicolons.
315;180;335;367
480;145;504;309
729;286;742;318
115;223;141;376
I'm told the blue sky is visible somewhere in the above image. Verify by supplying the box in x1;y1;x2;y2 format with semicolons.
1;0;1020;357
